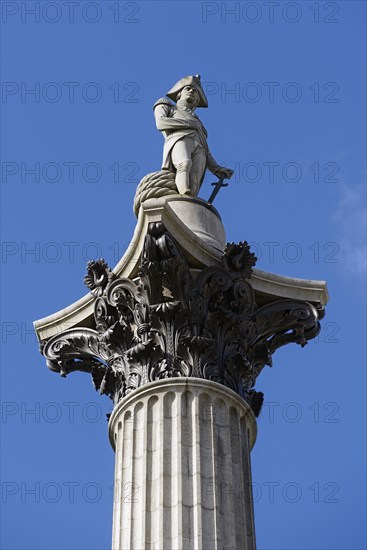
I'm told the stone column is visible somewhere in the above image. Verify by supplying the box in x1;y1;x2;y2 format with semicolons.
109;378;257;550
38;217;326;550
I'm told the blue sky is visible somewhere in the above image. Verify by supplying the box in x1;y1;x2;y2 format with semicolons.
1;1;366;549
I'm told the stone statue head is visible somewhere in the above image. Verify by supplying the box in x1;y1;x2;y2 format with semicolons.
166;75;208;108
176;86;200;108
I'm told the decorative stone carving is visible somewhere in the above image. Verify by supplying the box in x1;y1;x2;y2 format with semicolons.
34;195;328;343
41;223;322;416
154;75;234;197
133;170;178;217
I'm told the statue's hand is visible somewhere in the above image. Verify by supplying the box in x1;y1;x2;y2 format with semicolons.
215;167;234;180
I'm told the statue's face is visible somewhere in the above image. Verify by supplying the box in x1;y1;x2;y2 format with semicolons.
180;85;199;107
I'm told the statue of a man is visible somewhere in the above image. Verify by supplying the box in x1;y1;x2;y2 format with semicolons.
154;75;233;197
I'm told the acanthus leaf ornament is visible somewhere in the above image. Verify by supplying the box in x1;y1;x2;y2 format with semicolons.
41;224;322;416
84;258;116;296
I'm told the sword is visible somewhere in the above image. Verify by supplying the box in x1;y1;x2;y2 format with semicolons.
207;176;229;204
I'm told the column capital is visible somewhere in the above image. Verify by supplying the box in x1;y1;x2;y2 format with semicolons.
41;223;322;417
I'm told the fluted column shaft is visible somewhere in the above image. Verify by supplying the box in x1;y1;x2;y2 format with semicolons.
109;378;257;550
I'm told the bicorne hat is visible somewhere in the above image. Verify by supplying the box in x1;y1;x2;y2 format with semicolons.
166;75;208;108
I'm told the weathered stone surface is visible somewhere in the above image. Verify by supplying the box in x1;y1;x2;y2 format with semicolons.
34;196;328;342
109;378;257;550
133;170;178;217
33;74;330;550
41;223;322;417
166;197;226;252
154;75;234;197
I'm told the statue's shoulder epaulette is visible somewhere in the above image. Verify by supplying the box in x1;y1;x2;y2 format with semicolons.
153;97;174;110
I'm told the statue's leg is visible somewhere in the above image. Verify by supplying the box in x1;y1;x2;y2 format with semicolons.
190;145;207;197
171;138;195;195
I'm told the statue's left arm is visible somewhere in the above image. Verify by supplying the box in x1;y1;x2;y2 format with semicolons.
206;149;234;180
197;119;233;180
